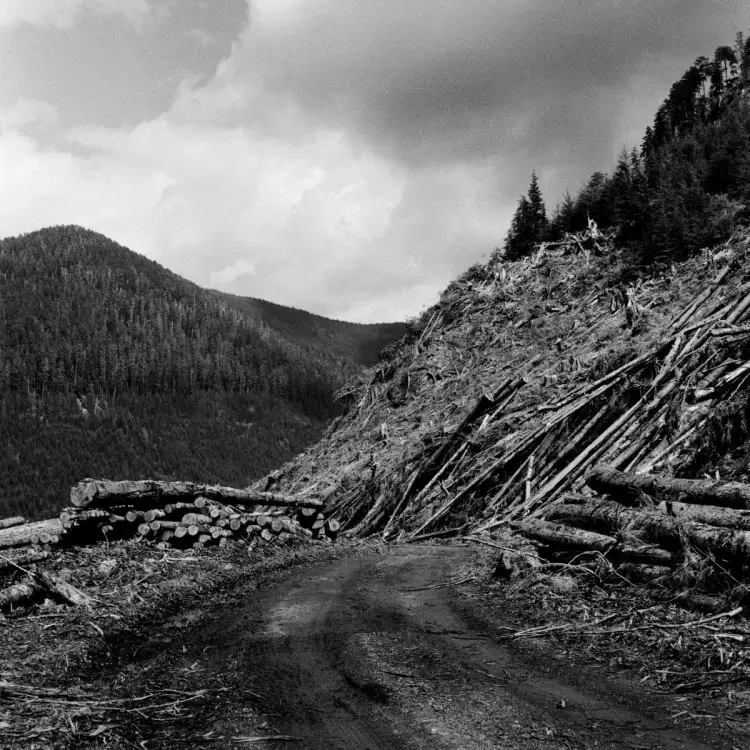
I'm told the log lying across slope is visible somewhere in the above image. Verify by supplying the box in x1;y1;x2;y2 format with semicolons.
507;462;750;584
586;465;750;509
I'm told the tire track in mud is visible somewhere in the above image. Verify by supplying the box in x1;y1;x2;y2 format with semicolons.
107;546;714;749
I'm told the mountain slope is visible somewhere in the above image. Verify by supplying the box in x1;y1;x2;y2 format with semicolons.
212;293;405;367
263;33;750;542
0;225;404;519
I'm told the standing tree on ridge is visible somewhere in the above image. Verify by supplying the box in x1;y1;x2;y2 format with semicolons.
504;172;548;260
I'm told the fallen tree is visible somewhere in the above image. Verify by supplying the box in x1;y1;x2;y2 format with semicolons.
542;497;750;564
586;465;750;509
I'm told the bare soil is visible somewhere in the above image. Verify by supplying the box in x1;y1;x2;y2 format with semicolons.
44;544;748;749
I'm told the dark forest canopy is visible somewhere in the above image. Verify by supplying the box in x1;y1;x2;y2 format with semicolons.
0;225;405;519
504;30;750;264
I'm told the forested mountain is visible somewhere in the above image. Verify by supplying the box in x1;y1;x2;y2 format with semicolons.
0;225;405;519
211;292;404;367
505;30;750;264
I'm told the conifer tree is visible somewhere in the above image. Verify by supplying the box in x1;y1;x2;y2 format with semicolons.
504;173;547;259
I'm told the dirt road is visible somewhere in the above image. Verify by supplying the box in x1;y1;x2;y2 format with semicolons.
110;545;716;749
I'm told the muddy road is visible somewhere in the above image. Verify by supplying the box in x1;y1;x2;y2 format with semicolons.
110;546;716;749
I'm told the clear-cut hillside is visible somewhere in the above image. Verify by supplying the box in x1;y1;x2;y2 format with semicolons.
266;227;750;541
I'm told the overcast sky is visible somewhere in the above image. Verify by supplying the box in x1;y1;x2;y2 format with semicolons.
1;1;748;322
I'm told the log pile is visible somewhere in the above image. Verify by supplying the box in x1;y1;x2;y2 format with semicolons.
510;464;750;586
0;480;338;612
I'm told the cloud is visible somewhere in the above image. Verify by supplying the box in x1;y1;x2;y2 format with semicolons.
0;0;152;30
1;2;747;323
0;94;509;322
236;0;748;192
209;258;256;287
0;98;58;132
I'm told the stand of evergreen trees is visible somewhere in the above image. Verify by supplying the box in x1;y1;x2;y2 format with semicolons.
504;31;750;264
0;226;404;519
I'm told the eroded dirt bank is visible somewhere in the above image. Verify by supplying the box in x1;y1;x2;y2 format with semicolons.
82;545;741;749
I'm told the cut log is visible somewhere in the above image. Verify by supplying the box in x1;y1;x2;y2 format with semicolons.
144;509;166;523
70;479;323;510
181;513;211;526
256;514;269;528
545;499;750;563
164;502;197;516
174;525;189;539
0;519;64;549
297;507;318;527
270;518;284;534
514;520;617;552
587;465;750;509
260;528;274;542
59;508;109;525
152;520;181;531
137;523;151;536
36;572;94;607
657;500;750;530
0;517;25;530
0;579;39;610
0;548;51;572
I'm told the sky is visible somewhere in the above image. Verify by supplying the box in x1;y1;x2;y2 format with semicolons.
1;1;748;322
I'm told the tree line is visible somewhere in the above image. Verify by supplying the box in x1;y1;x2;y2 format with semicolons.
504;31;750;263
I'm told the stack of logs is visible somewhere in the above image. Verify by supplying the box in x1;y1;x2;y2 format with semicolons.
1;479;340;611
0;480;340;556
506;464;750;585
